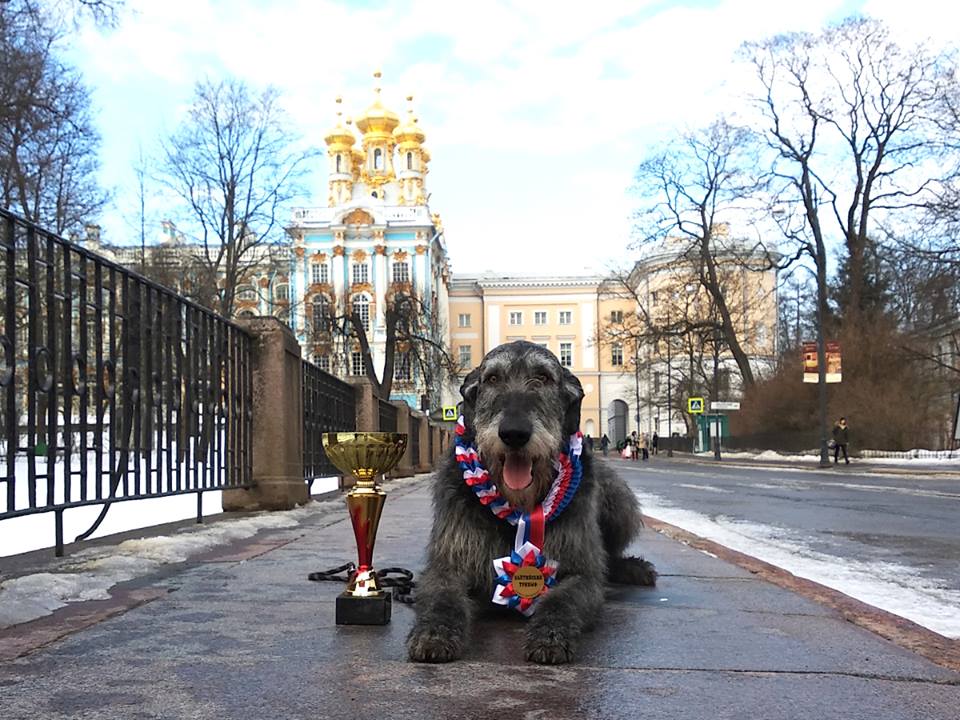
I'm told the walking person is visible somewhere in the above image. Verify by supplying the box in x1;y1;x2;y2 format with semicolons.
600;434;610;457
629;431;639;461
640;432;650;461
652;431;659;456
832;417;850;464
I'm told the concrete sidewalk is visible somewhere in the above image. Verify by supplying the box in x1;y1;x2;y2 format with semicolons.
1;476;958;719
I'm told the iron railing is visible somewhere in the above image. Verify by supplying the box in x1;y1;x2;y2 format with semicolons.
0;210;254;556
409;415;421;467
378;398;398;433
302;359;356;482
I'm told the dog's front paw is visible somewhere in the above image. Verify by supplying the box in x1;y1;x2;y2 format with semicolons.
407;624;463;663
609;555;657;586
525;628;575;665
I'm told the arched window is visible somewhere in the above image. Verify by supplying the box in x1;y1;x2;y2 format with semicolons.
236;284;257;301
373;148;383;170
406;151;413;170
352;295;370;331
336;154;342;173
273;283;289;302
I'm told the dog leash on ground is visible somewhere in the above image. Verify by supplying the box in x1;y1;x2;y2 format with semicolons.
307;562;417;604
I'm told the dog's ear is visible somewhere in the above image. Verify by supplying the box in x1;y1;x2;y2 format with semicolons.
457;365;482;433
560;367;584;437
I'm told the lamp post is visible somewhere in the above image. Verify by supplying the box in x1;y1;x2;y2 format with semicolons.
666;322;673;458
712;327;722;461
634;343;641;437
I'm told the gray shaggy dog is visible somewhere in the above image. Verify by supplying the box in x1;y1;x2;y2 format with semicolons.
407;340;656;665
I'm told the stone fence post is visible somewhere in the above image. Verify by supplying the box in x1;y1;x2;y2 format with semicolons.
414;411;430;472
391;401;415;477
223;317;308;512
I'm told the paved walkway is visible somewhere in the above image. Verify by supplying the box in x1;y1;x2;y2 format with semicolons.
1;475;959;719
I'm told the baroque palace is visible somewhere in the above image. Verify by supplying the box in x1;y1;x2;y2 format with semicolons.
85;74;779;446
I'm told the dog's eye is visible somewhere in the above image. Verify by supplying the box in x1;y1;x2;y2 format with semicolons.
528;374;550;388
486;374;499;385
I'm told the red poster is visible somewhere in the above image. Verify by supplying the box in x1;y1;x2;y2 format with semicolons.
802;341;842;383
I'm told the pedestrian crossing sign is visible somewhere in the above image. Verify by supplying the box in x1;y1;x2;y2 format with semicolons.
442;405;458;421
687;397;705;414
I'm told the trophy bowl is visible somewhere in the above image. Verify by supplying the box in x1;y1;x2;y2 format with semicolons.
322;432;407;484
321;431;407;625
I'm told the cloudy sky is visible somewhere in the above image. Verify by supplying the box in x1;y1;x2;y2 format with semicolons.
66;0;959;276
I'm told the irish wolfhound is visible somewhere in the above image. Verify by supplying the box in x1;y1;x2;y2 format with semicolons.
407;340;656;664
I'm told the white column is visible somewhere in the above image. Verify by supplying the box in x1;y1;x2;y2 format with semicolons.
486;303;500;349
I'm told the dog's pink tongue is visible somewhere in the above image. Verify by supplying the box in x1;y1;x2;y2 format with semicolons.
502;455;533;490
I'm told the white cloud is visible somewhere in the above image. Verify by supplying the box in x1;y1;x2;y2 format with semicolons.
65;0;957;273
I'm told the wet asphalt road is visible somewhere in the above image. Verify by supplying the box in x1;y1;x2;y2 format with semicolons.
609;455;960;599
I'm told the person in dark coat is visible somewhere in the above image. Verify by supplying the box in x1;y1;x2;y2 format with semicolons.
652;431;659;455
600;434;610;456
832;417;850;464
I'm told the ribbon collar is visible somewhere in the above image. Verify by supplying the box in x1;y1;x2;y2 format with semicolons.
454;416;583;615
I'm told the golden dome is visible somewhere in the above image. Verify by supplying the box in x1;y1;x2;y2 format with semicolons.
355;71;400;136
393;96;425;145
324;97;356;149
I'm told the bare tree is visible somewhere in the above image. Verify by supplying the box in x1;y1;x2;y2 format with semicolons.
631;118;774;389
158;78;317;317
0;0;107;233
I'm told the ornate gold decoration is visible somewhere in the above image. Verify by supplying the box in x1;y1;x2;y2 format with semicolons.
311;251;328;262
374;244;386;255
258;277;270;288
294;247;305;258
333;245;345;257
392;250;409;262
355;71;401;137
344;209;375;226
415;245;428;255
393;96;426;146
324;96;357;150
373;229;385;242
334;230;345;243
351;248;368;262
350;282;374;295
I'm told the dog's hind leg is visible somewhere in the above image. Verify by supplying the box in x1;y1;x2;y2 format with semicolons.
609;555;657;586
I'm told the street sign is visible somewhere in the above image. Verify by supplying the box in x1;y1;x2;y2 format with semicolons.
441;405;458;422
687;397;704;414
802;340;842;383
711;401;741;411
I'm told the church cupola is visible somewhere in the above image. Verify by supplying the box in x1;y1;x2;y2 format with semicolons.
324;96;357;207
355;71;400;197
393;95;429;206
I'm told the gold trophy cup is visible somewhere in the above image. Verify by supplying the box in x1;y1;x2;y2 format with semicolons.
321;431;407;625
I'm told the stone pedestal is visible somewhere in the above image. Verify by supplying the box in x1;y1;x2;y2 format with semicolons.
391;401;414;476
223;318;309;512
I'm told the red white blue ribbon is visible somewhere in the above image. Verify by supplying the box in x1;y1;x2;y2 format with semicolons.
455;416;583;615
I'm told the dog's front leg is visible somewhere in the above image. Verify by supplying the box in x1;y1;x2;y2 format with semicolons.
407;565;474;663
524;573;604;665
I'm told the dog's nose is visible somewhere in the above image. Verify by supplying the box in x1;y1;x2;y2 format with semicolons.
498;421;532;449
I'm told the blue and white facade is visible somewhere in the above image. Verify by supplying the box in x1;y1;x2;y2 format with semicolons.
285;80;451;409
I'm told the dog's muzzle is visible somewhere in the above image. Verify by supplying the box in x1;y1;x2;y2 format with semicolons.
498;416;534;491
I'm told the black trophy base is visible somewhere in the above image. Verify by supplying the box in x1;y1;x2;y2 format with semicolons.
336;591;392;625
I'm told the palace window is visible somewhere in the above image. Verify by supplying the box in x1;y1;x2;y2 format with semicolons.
611;310;623;323
273;283;289;302
316;354;330;373
312;296;330;332
396;351;412;381
311;262;329;285
237;284;257;301
352;262;369;285
406;151;413;170
534;311;547;325
458;313;471;328
651;291;658;305
374;148;383;170
654;371;661;393
392;261;410;283
352;295;370;331
459;345;472;369
351;351;364;376
559;342;573;368
611;343;623;366
336;154;342;173
509;311;523;326
559;310;572;325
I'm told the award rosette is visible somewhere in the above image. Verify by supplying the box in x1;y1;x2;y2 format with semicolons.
492;541;558;616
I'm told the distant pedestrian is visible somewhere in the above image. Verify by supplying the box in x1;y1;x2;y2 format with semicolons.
600;434;610;456
630;431;639;461
832;417;850;464
652;431;659;455
584;434;594;452
640;432;649;461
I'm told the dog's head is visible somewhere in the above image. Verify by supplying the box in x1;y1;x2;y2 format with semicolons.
459;340;584;510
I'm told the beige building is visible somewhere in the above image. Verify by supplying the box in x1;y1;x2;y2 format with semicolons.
449;233;778;447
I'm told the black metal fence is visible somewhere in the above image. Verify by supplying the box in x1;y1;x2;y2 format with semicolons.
302;359;356;482
378;398;398;433
0;210;254;556
409;414;421;467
